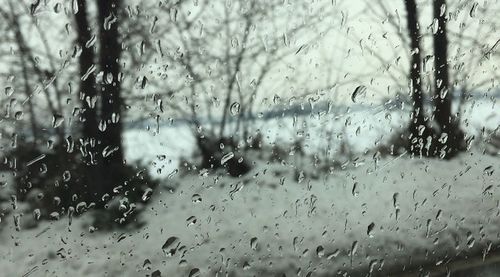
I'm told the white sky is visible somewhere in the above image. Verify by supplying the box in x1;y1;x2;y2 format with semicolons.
3;0;499;121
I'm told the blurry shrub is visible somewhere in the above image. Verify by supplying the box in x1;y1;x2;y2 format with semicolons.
474;126;500;156
376;130;409;157
0;140;158;230
376;125;468;159
195;135;252;177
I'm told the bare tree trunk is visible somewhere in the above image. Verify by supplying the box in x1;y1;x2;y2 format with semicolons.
4;1;65;145
403;0;434;156
73;0;104;205
20;55;39;145
75;0;99;150
432;0;464;158
97;0;125;200
218;11;253;139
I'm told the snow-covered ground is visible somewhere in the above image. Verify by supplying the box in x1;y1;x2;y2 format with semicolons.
1;150;500;276
124;99;499;178
0;99;499;276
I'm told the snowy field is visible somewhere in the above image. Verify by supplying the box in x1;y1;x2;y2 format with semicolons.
0;99;499;276
124;99;499;178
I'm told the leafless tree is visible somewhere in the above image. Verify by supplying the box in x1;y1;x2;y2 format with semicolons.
0;0;68;145
432;0;465;157
403;0;433;156
361;0;499;158
119;0;339;173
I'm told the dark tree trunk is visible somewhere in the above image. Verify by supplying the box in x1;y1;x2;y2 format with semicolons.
403;0;434;157
74;0;99;158
73;0;107;206
432;0;464;158
96;0;126;200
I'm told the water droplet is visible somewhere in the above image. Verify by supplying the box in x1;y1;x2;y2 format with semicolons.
189;268;200;277
4;86;14;96
483;165;494;176
392;193;399;208
483;185;493;194
221;152;234;165
14;111;23;120
436;209;442;221
438;132;448;144
143;259;152;270
230;102;240;116
104;72;114;84
111;113;120;123
470;2;478;17
351;241;359;256
142;188;153;202
81;64;96;81
98;120;107;132
104;13;117;30
326;249;340;260
432;18;439;34
72;0;79;14
369;260;379;274
192;194;202;203
467;236;475;248
10;195;17;210
141;76;148;89
13;214;21;231
51;196;61;208
26;154;46;167
367;222;375;237
76;202;87;213
167;169;178;179
102;146;119;158
63;171;71;182
53;3;61;13
52;114;64;128
352;182;359;197
162;236;179;256
198;169;209;177
33;209;41;221
157;155;166;161
351;85;367;103
297;171;305;183
316;245;324;258
49;212;60;220
250;237;258;250
169;7;178;22
186;216;197;227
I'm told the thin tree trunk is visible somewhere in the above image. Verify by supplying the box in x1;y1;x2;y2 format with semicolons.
74;0;100;167
4;1;65;145
432;0;464;157
403;0;433;156
20;55;39;145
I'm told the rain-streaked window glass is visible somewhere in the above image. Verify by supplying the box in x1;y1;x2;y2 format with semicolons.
1;0;499;276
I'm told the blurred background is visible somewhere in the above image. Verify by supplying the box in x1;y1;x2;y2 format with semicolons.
0;0;500;276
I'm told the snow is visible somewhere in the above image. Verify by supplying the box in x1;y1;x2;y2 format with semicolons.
1;150;500;276
1;100;499;276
